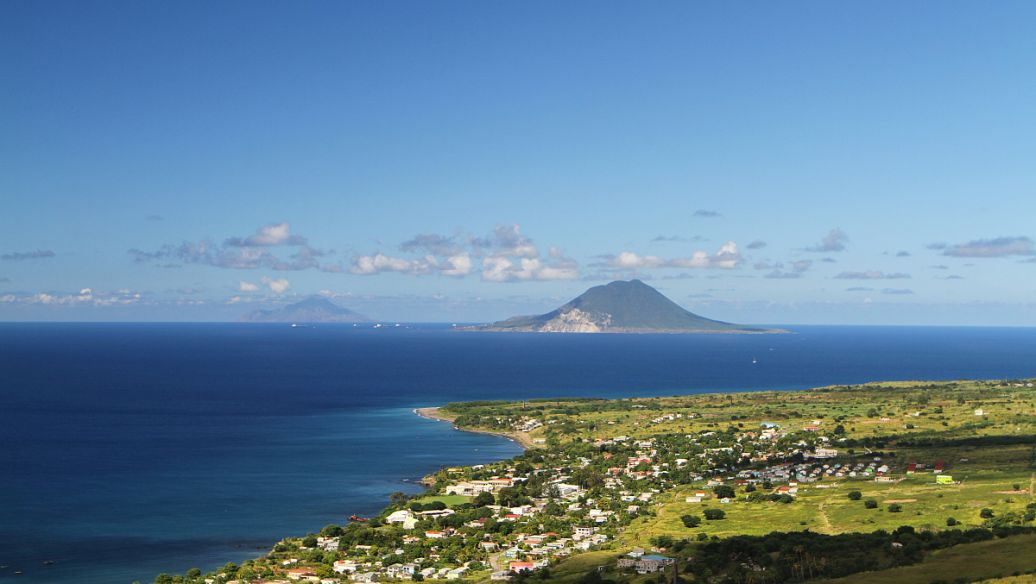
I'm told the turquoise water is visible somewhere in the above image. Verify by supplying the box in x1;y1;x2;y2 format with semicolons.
2;323;1035;582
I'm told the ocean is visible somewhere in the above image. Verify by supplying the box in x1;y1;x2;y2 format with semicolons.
2;323;1035;583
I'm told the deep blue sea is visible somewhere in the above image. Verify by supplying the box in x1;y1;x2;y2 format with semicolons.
2;323;1036;583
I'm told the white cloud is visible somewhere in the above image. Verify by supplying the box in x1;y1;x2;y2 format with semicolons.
601;241;743;271
349;224;577;281
225;222;306;247
5;288;142;306
481;256;578;282
441;253;473;277
350;253;437;276
238;281;260;292
261;277;290;294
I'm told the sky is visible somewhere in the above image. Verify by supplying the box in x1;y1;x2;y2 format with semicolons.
2;1;1035;324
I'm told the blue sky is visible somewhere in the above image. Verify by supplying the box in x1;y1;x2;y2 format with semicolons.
2;1;1035;324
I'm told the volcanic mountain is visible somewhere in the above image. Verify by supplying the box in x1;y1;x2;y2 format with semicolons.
241;296;370;323
466;279;779;333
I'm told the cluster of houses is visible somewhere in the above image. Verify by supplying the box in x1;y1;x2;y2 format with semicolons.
215;408;953;583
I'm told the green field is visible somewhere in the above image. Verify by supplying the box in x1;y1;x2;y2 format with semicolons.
411;494;472;507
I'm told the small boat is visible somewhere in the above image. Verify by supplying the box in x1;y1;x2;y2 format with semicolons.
349;514;369;522
752;357;757;364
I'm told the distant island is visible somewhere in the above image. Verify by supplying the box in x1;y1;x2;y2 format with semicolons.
463;279;782;333
240;296;370;323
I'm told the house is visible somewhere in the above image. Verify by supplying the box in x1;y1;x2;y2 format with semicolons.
385;509;418;529
509;562;535;573
285;568;317;581
352;574;378;583
617;554;676;574
573;526;595;539
385;564;416;579
333;560;358;574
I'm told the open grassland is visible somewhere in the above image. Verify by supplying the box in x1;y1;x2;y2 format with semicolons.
625;450;1034;546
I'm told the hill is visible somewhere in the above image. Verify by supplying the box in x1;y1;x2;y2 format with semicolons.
240;296;369;323
466;279;779;333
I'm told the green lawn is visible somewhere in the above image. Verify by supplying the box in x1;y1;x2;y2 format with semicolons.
412;494;472;507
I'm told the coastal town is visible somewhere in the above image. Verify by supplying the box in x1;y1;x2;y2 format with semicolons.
165;379;1036;584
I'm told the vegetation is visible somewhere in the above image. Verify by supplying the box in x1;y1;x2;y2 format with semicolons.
156;378;1036;584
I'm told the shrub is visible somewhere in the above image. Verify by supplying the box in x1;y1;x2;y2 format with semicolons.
848;490;862;501
864;499;878;509
980;508;995;519
946;517;958;526
703;508;726;520
681;514;702;528
889;504;903;513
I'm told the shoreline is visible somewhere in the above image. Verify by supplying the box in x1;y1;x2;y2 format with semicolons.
414;406;539;450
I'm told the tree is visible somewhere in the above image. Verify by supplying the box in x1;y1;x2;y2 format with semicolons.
473;491;495;507
681;514;702;528
651;535;676;548
847;490;862;501
185;568;201;578
713;485;736;499
320;524;343;537
946;517;958;526
980;508;994;519
704;508;726;520
390;491;409;505
302;534;318;548
864;499;878;509
888;503;902;513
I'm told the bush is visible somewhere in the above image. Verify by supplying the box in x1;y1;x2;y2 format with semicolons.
946;517;958;526
848;490;862;501
980;508;995;519
888;504;903;513
681;514;702;528
864;499;878;509
703;508;726;520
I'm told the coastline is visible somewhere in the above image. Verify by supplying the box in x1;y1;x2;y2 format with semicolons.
414;406;539;450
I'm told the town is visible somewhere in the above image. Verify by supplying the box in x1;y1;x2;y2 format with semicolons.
161;379;1036;584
